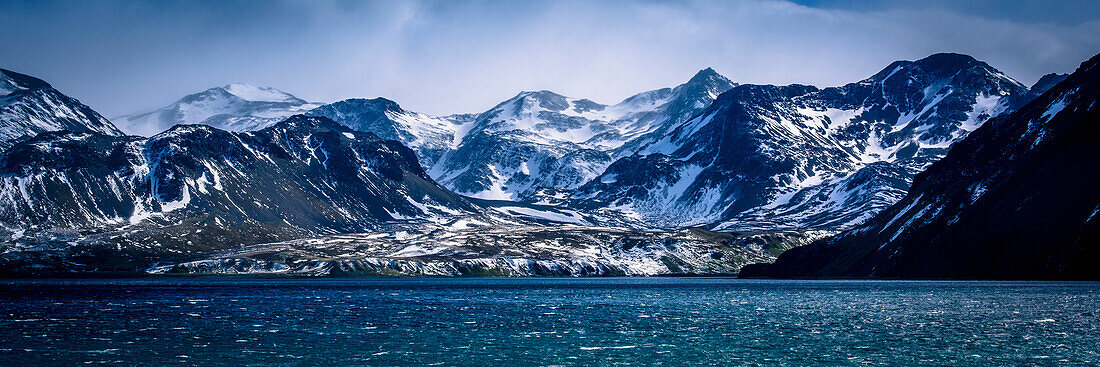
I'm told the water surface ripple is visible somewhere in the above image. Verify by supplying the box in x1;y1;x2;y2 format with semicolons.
0;278;1096;365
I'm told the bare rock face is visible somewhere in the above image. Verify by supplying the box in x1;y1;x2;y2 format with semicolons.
150;226;831;277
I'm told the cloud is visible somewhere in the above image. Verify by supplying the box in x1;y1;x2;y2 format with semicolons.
0;0;1096;118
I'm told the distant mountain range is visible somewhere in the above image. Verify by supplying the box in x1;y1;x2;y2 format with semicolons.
113;55;1059;232
0;52;1094;278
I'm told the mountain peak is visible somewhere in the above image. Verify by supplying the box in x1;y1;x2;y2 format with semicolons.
911;53;1003;77
365;97;404;111
0;68;53;95
867;52;1019;87
507;90;572;111
679;67;735;101
686;67;732;86
317;97;406;115
1022;73;1071;103
1032;73;1070;90
690;67;719;79
915;52;980;66
514;90;567;100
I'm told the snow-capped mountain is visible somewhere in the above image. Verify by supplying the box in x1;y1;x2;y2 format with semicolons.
0;115;484;255
115;83;321;136
306;98;471;168
576;53;1035;230
742;52;1100;280
0;68;122;149
428;68;735;200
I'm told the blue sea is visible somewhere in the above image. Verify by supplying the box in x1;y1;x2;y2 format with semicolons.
0;278;1096;365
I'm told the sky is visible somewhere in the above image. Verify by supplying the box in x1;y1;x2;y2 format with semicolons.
1;0;1098;118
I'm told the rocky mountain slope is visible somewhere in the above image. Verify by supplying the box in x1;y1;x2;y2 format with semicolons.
0;68;122;150
151;226;830;276
115;83;321;136
740;53;1100;280
576;53;1035;230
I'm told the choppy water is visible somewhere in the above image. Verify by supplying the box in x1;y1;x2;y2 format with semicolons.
0;278;1097;366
